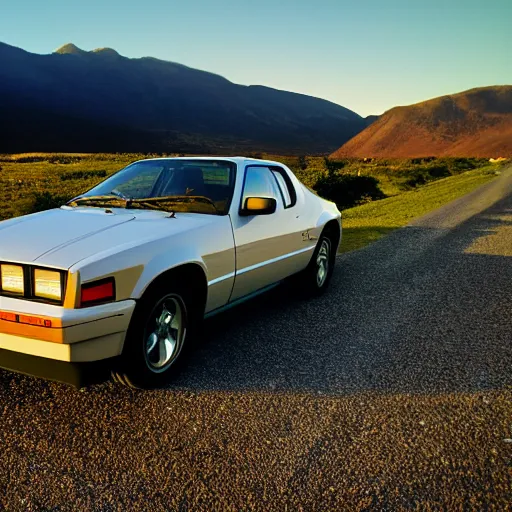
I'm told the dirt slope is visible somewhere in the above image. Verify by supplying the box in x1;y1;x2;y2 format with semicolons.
331;86;512;158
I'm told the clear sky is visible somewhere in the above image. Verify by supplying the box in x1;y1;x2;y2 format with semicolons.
1;0;511;116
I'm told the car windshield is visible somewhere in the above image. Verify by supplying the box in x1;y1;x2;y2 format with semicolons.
69;159;237;215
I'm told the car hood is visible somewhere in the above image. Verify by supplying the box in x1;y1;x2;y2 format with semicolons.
0;207;222;269
0;208;136;265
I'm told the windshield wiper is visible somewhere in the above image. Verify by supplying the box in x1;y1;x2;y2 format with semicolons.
110;189;130;200
131;195;218;212
129;200;172;212
68;195;167;212
67;195;129;207
67;194;218;214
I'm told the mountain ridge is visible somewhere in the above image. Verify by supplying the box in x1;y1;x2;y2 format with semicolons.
0;41;365;155
331;85;512;158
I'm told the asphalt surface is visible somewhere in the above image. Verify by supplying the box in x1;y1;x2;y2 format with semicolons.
1;168;511;511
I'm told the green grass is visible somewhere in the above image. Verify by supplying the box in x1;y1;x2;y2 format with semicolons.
0;153;144;220
0;154;504;254
339;166;500;253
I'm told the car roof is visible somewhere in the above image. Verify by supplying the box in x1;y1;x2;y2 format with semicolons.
134;156;286;167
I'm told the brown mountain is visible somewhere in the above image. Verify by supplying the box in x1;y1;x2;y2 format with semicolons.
331;86;512;159
0;42;366;155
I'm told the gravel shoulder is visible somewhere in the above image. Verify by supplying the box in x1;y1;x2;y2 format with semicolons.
0;167;511;510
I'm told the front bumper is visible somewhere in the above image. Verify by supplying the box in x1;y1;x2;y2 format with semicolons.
0;296;136;364
0;348;117;387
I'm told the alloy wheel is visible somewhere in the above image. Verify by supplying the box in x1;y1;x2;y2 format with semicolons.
144;295;186;373
316;239;330;288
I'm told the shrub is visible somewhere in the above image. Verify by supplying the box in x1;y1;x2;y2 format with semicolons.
324;158;349;173
404;173;428;188
48;155;84;164
401;163;451;188
426;165;451;178
27;191;72;214
314;173;386;210
60;170;107;181
294;166;328;190
297;155;307;170
411;157;437;164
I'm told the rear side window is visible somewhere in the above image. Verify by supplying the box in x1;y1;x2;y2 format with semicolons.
270;167;296;208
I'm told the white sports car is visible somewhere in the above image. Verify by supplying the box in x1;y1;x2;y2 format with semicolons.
0;157;341;387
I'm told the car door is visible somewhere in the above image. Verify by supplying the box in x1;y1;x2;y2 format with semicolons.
229;164;315;301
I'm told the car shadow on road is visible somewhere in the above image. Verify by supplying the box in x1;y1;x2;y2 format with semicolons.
168;192;511;395
0;193;510;397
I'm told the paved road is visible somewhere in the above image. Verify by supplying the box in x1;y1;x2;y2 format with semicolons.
1;168;511;511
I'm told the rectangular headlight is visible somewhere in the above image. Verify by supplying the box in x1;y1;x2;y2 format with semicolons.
0;265;24;294
34;269;62;301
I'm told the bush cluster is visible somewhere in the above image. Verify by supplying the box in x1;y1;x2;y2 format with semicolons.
29;191;73;213
60;170;107;181
314;173;386;210
289;156;492;209
293;157;385;210
0;154;493;220
398;158;487;189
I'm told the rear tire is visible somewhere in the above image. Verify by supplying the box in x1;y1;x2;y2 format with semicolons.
295;231;336;297
113;278;201;389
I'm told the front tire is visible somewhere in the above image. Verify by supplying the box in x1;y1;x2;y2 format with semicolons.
113;280;198;388
143;293;187;374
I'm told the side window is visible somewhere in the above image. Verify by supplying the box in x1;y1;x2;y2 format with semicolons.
242;166;280;207
270;167;296;208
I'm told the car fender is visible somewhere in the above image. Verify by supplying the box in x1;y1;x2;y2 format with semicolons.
131;247;207;299
314;204;342;250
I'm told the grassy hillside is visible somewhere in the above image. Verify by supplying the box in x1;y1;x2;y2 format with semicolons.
340;167;501;252
0;153;142;220
0;154;503;254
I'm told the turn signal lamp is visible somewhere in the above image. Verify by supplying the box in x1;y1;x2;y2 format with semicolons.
80;278;115;307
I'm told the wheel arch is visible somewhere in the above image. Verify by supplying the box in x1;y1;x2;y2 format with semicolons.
321;218;342;253
137;262;208;315
114;262;208;388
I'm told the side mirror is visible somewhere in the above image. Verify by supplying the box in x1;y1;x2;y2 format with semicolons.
240;197;277;216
